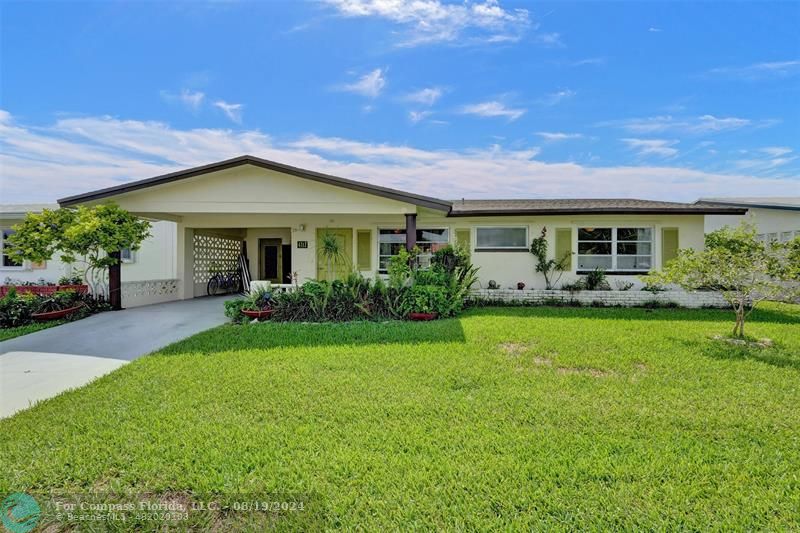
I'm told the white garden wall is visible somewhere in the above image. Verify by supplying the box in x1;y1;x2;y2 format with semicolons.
469;288;728;308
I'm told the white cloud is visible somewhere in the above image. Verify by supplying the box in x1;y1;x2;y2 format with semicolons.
535;32;564;47
709;60;800;80
160;89;206;111
536;132;583;142
648;27;662;33
460;101;526;121
539;89;576;106
760;146;792;157
404;87;443;106
213;100;244;124
622;138;679;158
324;0;531;46
339;68;387;98
409;110;432;124
603;114;757;134
1;110;798;204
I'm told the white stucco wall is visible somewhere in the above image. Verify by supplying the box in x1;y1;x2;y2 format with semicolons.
705;208;800;241
1;216;177;285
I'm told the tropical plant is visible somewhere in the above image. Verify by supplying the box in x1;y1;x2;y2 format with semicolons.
7;203;151;297
584;267;610;290
614;280;634;291
242;284;273;311
529;227;572;290
645;221;800;337
318;231;350;280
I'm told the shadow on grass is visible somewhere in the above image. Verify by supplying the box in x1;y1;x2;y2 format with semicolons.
680;337;800;370
156;317;467;355
463;304;800;325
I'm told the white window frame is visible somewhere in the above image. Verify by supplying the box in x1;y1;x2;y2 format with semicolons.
120;248;136;263
577;226;653;273
377;227;450;273
474;226;529;251
0;228;25;271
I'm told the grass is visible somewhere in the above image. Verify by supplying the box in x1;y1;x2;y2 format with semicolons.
1;303;799;530
0;319;65;341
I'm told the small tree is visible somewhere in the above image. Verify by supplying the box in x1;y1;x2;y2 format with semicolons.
7;203;151;296
529;227;572;289
645;222;800;337
318;231;349;280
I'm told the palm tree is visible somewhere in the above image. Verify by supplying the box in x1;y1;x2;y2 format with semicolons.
318;231;348;280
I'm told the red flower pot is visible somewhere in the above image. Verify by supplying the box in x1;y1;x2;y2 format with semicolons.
241;308;274;320
32;304;84;321
408;312;438;321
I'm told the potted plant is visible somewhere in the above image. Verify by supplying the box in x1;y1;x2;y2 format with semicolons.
31;289;84;321
240;285;274;320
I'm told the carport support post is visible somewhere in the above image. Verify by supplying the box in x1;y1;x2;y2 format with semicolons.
405;213;417;251
109;251;122;310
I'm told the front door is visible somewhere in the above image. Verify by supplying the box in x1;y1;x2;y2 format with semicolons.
316;228;352;281
259;238;282;283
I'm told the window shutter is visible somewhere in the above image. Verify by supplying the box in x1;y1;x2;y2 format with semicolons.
356;230;372;271
455;228;471;250
661;228;679;267
555;228;572;271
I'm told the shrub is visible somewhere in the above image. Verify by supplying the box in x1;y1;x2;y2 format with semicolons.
224;299;249;324
614;280;634;291
0;287;35;327
584;267;610;290
58;274;84;285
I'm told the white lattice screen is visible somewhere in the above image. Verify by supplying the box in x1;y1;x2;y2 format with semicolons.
193;234;241;283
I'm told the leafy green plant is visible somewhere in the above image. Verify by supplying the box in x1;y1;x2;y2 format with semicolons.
242;284;273;311
58;274;84;285
224;299;249;324
318;231;350;280
529;227;572;290
584;267;610;290
641;281;667;294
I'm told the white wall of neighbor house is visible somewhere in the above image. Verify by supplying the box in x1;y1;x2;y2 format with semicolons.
705;208;800;242
1;217;176;285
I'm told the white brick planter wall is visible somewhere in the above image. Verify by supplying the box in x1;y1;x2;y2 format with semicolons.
469;288;728;309
122;279;179;308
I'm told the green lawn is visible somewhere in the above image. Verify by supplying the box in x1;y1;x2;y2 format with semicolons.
0;319;65;341
1;304;799;530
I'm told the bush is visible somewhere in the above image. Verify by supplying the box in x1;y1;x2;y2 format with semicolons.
0;286;108;328
0;287;35;327
244;246;479;323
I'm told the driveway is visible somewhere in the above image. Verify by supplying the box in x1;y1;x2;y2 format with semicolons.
0;297;228;418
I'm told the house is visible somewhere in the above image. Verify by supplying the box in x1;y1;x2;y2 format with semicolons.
700;197;800;243
1;204;177;305
49;155;747;307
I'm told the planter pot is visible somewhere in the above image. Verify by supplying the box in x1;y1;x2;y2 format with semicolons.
408;312;438;321
32;304;84;321
241;308;274;320
57;284;89;294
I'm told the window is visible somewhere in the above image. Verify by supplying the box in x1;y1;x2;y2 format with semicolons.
120;248;136;263
378;228;449;273
475;227;527;250
1;229;23;269
577;227;652;273
767;233;778;242
780;231;793;242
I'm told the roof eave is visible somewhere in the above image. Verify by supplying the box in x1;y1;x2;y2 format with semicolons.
695;200;800;212
447;207;749;217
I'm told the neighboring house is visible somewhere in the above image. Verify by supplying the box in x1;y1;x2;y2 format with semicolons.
0;204;177;289
52;155;744;307
700;197;800;243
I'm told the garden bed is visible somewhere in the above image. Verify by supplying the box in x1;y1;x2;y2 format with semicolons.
0;284;89;297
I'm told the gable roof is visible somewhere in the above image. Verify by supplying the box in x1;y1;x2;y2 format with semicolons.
449;198;748;216
697;197;800;212
57;155;453;212
56;155;748;216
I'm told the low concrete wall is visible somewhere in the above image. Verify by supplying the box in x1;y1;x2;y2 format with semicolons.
122;279;179;308
469;288;728;308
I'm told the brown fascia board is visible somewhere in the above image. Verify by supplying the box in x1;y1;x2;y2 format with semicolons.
695;200;800;212
447;206;749;217
57;155;453;212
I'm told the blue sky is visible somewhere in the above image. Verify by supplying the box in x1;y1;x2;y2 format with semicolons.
1;0;798;202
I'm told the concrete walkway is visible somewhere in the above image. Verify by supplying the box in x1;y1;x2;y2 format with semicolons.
0;297;228;418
